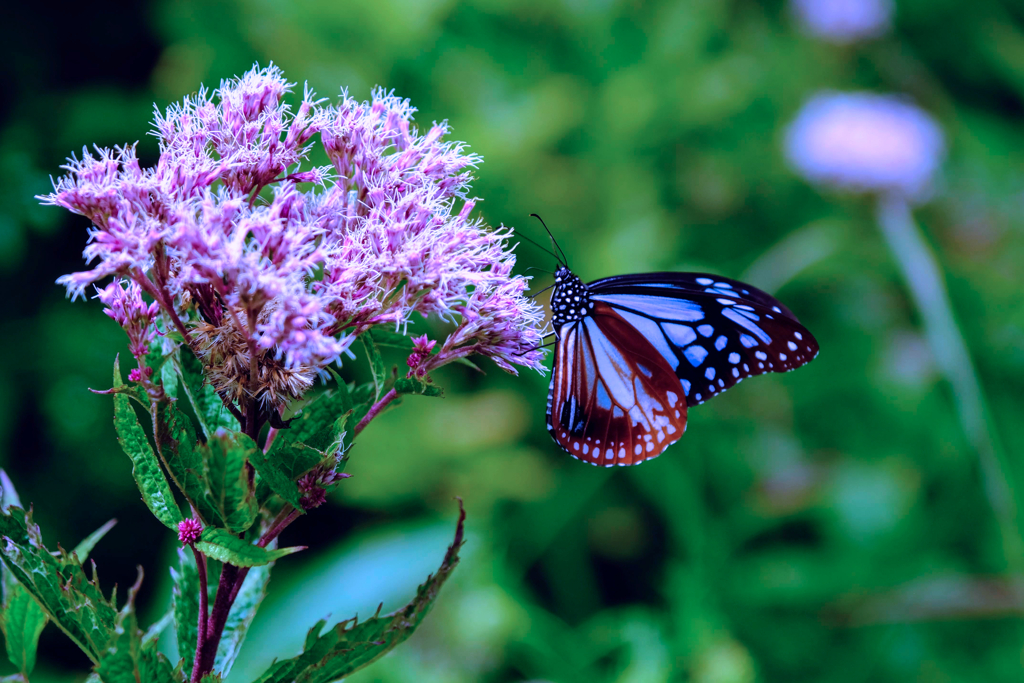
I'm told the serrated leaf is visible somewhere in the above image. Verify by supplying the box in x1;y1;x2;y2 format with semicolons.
273;386;353;456
214;559;271;675
251;502;466;683
0;507;117;663
95;572;180;683
154;400;225;528
248;448;303;511
0;472;44;676
360;334;387;400
177;349;238;439
112;358;183;531
202;431;258;534
171;549;199;665
194;529;303;567
73;519;117;562
394;376;443;397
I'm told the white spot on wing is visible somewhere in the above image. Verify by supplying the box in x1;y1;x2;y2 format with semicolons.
684;345;708;367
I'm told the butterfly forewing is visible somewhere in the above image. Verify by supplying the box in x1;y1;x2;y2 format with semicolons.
547;303;688;466
590;272;803;322
589;276;819;407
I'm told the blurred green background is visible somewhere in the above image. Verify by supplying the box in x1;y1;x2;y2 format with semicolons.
5;0;1024;680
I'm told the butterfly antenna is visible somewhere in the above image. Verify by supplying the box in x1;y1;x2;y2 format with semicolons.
530;213;568;267
514;338;559;356
517;232;562;265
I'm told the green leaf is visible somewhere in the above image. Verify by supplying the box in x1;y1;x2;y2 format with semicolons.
248;445;302;511
273;385;353;456
112;357;184;531
177;349;238;439
202;431;258;534
259;385;354;504
1;518;117;675
171;549;199;665
360;334;387;399
142;609;173;646
251;501;465;683
214;560;271;675
194;528;303;567
154;400;226;528
73;519;117;562
0;471;45;676
95;572;180;683
0;506;118;663
367;327;415;349
394;376;443;397
3;583;46;676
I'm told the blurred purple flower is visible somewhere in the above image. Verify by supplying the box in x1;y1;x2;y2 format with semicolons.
791;0;893;44
42;64;546;409
784;92;945;201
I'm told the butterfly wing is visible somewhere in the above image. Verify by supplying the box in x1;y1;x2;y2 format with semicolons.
546;302;688;466
589;273;819;407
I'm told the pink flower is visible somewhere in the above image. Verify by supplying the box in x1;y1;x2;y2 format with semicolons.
96;278;160;360
177;518;202;545
43;64;547;411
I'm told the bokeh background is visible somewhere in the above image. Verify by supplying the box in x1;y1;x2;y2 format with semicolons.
5;0;1024;680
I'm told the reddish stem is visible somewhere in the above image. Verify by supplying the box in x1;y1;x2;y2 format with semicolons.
189;544;208;681
354;388;399;437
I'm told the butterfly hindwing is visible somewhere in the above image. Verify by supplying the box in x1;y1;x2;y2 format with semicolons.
546;303;688;466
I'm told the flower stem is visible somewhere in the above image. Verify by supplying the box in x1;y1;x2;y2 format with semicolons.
354;388;399;437
192;563;240;680
189;544;208;679
876;195;1023;570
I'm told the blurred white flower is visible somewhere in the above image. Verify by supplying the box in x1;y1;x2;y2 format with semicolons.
784;91;945;201
791;0;894;44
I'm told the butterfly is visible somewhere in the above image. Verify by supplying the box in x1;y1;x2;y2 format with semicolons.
532;219;819;467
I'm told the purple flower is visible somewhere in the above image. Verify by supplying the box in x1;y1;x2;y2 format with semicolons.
177;518;202;545
42;64;547;411
791;0;893;44
96;278;160;361
784;92;945;201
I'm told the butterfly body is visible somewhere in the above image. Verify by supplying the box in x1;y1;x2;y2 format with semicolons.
546;265;819;466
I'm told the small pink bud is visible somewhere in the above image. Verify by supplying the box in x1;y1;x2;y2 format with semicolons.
178;518;202;545
406;352;422;369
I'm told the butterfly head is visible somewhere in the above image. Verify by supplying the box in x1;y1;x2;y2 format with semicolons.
550;266;593;332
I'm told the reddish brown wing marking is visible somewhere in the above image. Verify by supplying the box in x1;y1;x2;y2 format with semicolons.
546;303;688;466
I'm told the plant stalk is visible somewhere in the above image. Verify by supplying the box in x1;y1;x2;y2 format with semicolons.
876;194;1022;570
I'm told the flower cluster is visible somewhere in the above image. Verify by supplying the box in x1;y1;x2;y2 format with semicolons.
42;64;546;410
784;91;945;201
96;278;160;363
790;0;893;44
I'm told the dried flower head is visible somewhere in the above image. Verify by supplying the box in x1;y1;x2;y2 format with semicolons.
790;0;894;44
42;64;546;412
784;91;945;201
